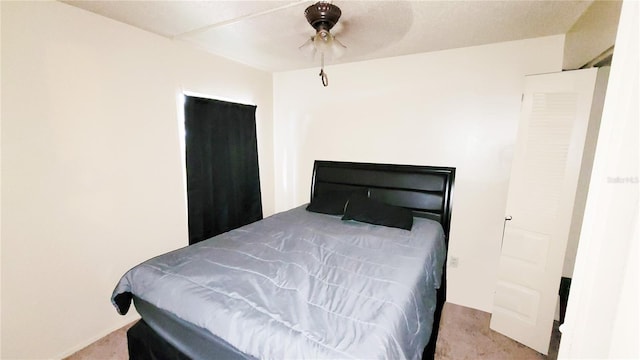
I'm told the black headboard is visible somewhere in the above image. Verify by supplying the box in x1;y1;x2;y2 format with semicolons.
310;160;456;239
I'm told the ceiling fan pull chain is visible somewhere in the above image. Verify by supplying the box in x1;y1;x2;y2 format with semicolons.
320;70;328;87
319;53;328;87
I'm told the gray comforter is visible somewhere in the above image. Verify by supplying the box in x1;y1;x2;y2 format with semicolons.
112;206;446;359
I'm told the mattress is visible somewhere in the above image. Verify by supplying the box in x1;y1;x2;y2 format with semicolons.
112;206;446;360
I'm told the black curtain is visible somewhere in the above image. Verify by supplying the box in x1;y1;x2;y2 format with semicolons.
184;96;262;245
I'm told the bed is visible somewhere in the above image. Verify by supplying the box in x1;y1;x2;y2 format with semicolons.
112;160;455;359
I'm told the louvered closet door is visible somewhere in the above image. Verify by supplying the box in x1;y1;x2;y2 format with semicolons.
490;69;603;354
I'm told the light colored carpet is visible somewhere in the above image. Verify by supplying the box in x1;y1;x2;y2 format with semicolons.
66;303;559;359
64;322;134;360
435;303;560;360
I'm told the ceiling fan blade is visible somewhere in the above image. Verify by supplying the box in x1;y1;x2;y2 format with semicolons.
298;37;316;59
330;36;346;59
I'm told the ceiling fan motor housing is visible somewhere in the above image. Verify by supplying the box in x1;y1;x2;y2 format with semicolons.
305;2;342;32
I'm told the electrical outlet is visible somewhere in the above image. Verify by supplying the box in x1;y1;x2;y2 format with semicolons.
449;256;459;268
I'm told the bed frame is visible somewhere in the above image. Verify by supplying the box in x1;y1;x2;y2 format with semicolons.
127;160;455;360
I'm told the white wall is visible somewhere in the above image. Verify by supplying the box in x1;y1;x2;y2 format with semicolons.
563;0;622;70
0;1;273;358
273;35;564;312
562;67;609;279
560;0;622;279
559;0;639;357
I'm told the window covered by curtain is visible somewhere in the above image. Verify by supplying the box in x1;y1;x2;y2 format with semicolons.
184;96;262;245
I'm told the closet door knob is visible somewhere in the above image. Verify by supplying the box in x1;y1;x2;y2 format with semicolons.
505;216;513;221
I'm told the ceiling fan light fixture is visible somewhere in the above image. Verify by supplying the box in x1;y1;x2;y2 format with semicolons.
303;1;344;87
313;29;333;53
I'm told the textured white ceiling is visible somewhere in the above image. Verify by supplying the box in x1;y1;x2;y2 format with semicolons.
63;0;593;72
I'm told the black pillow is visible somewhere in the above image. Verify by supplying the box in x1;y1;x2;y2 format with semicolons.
306;189;368;215
342;194;413;230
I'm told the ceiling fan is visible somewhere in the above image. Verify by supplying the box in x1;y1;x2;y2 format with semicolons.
299;1;346;87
